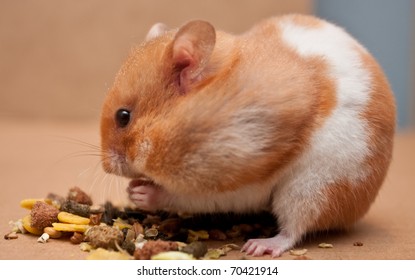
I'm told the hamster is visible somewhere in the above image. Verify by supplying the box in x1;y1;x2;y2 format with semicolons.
100;14;396;257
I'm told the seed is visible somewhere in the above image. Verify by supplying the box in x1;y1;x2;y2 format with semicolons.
46;193;66;209
187;230;209;243
132;222;144;237
225;225;241;238
70;232;84;244
159;218;181;234
89;213;102;226
353;241;364;247
113;217;132;230
289;249;308;256
37;233;50;243
4;232;18;240
318;243;333;248
208;229;227;241
145;228;159;238
67;186;93;206
44;227;62;239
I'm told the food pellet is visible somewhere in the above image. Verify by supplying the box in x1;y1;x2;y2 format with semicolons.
84;225;124;250
60;200;90;218
353;241;364;246
30;201;60;229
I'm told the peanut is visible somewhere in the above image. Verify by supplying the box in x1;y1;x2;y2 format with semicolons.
44;227;62;239
58;211;90;225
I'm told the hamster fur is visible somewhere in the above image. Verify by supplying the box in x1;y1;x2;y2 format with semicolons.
100;14;396;257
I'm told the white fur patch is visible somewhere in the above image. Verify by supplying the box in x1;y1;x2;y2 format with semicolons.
279;17;371;186
270;17;372;232
145;23;169;41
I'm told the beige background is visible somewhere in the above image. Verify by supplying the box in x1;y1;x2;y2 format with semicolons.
0;0;312;121
1;1;415;260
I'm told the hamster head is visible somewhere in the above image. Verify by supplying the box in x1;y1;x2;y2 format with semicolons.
101;20;216;178
100;19;312;196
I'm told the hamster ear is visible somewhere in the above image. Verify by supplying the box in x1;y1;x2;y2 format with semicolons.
171;20;216;93
145;23;169;41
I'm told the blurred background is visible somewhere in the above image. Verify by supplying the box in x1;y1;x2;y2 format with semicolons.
0;0;414;129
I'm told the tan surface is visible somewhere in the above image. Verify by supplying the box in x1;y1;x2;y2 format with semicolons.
0;119;414;260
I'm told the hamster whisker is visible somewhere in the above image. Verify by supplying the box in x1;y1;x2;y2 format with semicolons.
52;135;101;151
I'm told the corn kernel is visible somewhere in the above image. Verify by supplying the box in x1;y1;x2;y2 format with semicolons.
52;222;89;232
58;211;90;225
22;215;43;235
20;199;52;210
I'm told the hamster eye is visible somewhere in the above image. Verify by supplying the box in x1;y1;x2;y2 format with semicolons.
115;109;131;128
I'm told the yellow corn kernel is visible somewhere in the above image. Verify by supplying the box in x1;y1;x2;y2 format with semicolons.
52;222;89;232
86;248;132;260
57;211;90;225
151;251;195;260
20;199;52;210
22;215;43;235
112;217;132;230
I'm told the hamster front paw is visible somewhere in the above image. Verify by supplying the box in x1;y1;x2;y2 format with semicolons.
127;179;163;212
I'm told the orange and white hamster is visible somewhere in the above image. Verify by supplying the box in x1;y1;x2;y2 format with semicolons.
100;14;395;257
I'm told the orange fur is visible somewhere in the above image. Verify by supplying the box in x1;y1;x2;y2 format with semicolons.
100;14;396;257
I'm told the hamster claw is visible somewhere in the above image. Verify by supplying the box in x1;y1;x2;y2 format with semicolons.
241;232;296;258
127;182;162;212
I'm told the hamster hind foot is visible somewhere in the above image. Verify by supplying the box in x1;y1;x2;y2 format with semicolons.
241;230;296;258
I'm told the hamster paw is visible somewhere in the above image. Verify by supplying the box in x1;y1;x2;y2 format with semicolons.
241;232;296;258
127;179;163;212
